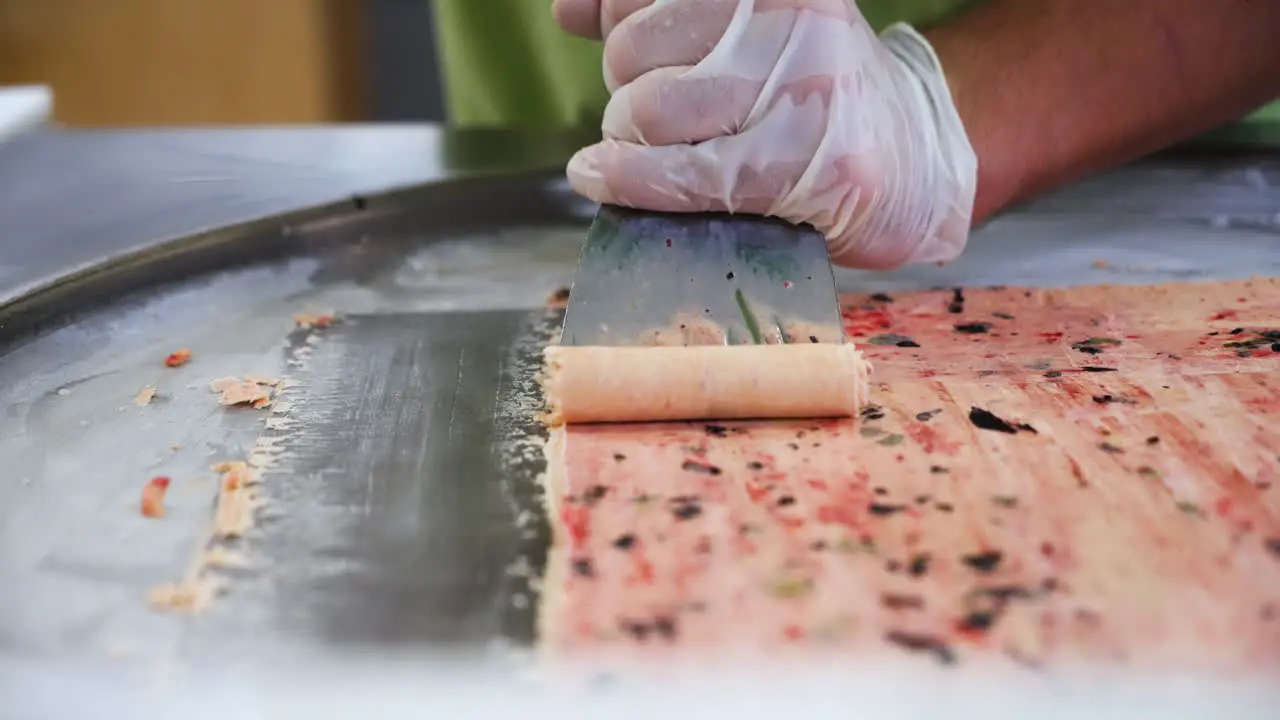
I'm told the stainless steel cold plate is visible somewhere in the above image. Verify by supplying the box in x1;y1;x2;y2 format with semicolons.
1;128;1279;715
0;167;601;663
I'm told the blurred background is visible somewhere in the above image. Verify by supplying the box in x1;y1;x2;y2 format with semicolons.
3;1;1275;139
0;0;447;126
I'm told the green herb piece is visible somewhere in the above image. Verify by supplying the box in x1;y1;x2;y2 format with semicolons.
1176;501;1202;517
734;288;765;345
768;573;814;599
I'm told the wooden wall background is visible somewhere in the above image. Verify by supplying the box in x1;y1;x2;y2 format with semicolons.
0;0;366;127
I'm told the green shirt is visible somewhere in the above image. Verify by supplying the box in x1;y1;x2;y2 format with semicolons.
432;0;1278;143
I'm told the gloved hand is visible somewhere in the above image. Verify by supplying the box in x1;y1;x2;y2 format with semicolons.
551;0;977;269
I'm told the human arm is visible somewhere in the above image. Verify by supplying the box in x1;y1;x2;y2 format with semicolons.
927;0;1280;223
549;0;1280;268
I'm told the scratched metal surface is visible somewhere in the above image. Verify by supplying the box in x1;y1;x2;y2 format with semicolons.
0;128;1279;716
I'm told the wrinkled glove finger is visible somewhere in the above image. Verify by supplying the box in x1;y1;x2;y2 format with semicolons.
600;0;663;38
566;136;799;216
604;0;739;90
604;0;854;89
550;0;670;41
603;64;875;148
567;134;891;270
602;67;760;146
567;136;939;270
551;0;603;39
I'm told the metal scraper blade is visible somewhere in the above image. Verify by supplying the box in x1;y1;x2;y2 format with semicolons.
560;205;845;346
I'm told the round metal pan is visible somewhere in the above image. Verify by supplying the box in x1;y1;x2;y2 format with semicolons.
0;169;594;673
1;129;1279;715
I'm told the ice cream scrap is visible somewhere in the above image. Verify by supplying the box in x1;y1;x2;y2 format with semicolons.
147;579;221;614
245;436;286;470
547;286;571;309
148;322;316;615
211;460;262;540
146;461;264;614
209;376;278;409
201;546;249;570
140;476;170;518
133;384;157;406
164;348;192;368
294;313;337;330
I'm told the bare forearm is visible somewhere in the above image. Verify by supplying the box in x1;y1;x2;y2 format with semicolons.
925;0;1280;223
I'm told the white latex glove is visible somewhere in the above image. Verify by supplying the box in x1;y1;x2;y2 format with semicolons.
561;0;978;270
